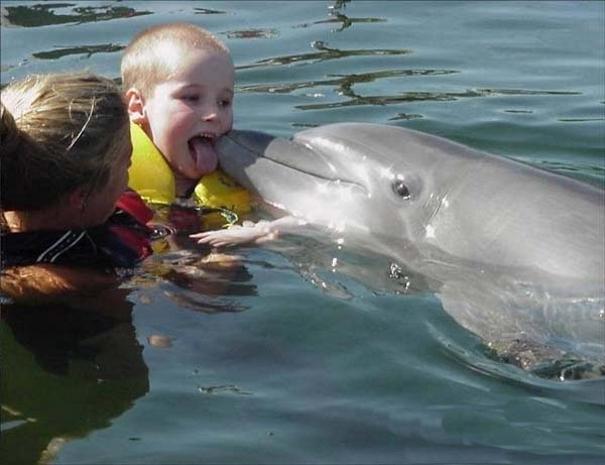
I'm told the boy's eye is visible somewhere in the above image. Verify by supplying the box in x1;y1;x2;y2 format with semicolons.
181;94;200;102
219;99;232;108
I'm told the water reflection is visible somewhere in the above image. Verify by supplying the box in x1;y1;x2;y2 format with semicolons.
193;7;226;15
237;40;411;70
536;160;605;187
0;290;149;465
558;117;605;122
225;28;277;40
157;255;256;314
32;43;124;60
331;0;351;9
135;247;257;314
135;205;258;314
296;7;385;32
295;87;581;111
1;3;152;28
239;68;458;94
236;38;582;116
389;113;424;121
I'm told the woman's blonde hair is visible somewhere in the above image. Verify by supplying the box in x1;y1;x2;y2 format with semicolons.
121;22;230;97
1;72;128;211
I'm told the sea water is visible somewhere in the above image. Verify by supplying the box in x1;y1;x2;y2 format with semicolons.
1;2;604;464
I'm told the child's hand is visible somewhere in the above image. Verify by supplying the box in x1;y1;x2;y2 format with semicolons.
190;220;278;248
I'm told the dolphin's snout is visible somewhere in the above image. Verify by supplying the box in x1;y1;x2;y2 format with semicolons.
217;129;276;159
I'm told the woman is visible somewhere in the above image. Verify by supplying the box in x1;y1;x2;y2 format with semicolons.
1;72;153;303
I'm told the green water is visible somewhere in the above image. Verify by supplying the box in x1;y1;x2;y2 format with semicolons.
1;2;604;464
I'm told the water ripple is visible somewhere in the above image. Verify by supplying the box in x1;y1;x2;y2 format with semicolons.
193;7;227;15
239;69;459;94
295;11;386;32
295;88;582;111
226;29;278;40
32;43;124;60
237;40;411;70
1;3;152;28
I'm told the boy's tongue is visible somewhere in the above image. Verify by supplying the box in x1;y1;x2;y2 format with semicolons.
189;136;218;174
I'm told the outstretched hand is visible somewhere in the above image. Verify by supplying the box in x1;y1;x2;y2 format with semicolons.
190;220;278;248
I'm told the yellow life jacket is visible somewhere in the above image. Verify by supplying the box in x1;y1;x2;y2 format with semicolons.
128;123;251;215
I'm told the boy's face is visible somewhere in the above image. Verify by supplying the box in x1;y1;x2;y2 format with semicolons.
140;48;234;181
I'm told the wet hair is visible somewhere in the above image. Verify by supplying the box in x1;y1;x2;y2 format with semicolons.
121;22;230;97
1;72;128;211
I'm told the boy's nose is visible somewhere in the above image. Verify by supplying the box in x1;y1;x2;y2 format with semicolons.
202;111;216;121
200;103;218;121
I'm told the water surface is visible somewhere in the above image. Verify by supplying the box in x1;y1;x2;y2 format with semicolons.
1;1;604;464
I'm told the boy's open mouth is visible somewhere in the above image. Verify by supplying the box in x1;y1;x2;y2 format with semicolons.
188;134;218;174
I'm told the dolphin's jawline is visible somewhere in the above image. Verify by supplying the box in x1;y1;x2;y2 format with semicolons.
262;156;369;194
224;133;369;194
223;133;265;164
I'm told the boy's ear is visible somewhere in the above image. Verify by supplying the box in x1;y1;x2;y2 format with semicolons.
125;88;147;124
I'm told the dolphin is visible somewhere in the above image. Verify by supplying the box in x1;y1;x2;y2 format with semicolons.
216;123;605;373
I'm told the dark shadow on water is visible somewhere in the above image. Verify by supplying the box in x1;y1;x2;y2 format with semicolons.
1;3;152;28
236;40;411;70
0;289;149;465
331;0;351;10
294;87;581;111
239;68;459;94
193;7;227;15
32;43;125;60
389;112;424;121
304;11;386;32
536;161;605;188
236;39;580;117
296;0;385;33
225;28;278;40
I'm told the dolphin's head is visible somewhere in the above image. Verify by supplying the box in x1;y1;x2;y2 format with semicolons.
216;123;456;244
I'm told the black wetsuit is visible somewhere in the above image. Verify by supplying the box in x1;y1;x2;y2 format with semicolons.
1;192;153;270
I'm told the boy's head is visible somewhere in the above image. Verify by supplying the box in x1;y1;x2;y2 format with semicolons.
122;23;234;183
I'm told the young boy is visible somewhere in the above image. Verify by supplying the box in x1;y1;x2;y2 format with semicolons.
122;23;245;207
122;22;287;246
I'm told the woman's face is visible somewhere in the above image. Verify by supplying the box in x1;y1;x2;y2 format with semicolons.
79;130;133;227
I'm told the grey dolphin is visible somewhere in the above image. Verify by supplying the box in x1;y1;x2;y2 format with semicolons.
216;123;605;369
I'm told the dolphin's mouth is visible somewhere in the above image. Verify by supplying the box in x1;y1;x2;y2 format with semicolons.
261;154;367;193
220;131;369;195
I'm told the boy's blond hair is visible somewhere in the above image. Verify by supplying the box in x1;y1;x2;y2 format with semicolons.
121;22;229;97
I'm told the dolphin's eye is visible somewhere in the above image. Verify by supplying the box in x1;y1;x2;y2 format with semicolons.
392;179;411;199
